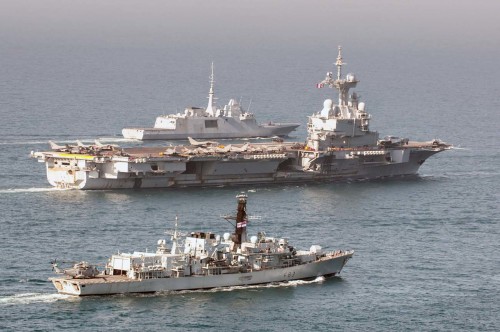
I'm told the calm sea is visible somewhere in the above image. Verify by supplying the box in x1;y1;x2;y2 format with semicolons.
1;5;499;331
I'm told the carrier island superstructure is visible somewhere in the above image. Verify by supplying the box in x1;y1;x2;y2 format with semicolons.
31;48;450;190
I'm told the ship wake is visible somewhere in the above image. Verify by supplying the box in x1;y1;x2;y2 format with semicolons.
0;187;71;194
154;276;328;296
0;293;71;306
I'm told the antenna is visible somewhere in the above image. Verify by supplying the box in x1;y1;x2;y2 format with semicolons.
315;45;357;106
165;214;186;254
335;45;344;80
206;62;216;116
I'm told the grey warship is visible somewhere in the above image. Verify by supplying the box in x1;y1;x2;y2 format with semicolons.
50;193;353;296
31;47;450;190
122;64;300;140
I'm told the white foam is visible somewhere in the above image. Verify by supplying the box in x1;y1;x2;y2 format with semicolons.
0;141;52;146
96;137;135;143
0;293;71;306
159;276;326;296
0;137;136;146
0;187;70;194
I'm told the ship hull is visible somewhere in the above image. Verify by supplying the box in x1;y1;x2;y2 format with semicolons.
39;146;443;190
122;122;300;140
51;253;352;296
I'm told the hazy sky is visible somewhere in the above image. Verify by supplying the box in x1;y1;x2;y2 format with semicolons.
1;0;499;141
1;0;499;53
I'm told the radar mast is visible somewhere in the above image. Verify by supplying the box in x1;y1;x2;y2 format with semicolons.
206;62;216;116
318;46;358;106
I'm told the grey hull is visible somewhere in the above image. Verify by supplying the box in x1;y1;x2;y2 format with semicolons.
52;253;352;296
41;147;442;190
123;123;300;140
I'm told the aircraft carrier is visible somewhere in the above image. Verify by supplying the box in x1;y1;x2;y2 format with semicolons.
31;47;451;190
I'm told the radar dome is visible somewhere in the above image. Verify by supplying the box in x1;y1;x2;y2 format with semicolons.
358;102;365;111
250;236;258;244
321;99;334;118
346;73;356;82
310;245;322;254
223;233;231;241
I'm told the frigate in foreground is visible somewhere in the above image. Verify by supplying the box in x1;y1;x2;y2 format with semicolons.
31;47;451;190
121;64;299;140
50;194;353;296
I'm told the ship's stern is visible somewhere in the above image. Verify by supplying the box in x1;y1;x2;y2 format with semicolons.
51;278;83;296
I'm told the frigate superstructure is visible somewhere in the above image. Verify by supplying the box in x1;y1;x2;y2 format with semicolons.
31;48;451;190
50;194;353;296
122;64;300;140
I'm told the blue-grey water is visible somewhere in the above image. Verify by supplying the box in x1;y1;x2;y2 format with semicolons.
1;1;500;331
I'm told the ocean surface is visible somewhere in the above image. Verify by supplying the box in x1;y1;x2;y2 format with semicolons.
1;2;500;331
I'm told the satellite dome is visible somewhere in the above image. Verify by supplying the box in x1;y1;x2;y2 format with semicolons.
310;245;322;254
223;233;231;241
346;73;356;82
321;99;334;118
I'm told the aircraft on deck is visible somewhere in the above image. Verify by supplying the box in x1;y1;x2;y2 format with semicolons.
188;137;219;147
48;140;119;153
51;260;99;279
48;141;82;153
229;143;249;153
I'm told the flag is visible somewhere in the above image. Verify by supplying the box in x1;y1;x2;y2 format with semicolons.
316;83;324;88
